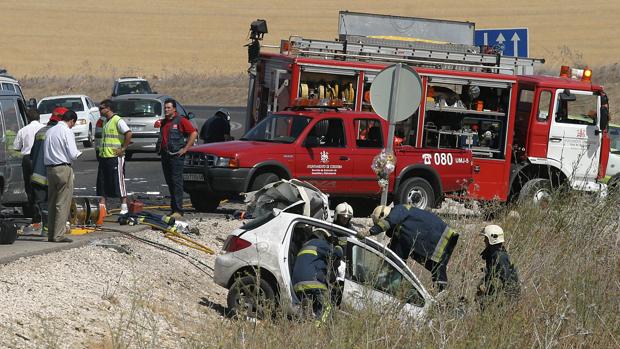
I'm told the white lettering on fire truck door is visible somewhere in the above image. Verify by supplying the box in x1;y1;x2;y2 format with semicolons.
423;153;454;166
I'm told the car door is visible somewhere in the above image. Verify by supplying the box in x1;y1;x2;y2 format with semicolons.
294;117;353;194
548;90;601;187
0;97;27;203
350;117;385;194
341;240;427;319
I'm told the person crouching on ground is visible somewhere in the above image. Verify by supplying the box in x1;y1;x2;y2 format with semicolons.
476;225;520;310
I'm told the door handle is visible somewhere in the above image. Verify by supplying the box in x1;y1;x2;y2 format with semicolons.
340;156;349;161
549;137;562;143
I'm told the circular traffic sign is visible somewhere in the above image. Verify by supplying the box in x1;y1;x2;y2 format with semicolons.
370;64;422;123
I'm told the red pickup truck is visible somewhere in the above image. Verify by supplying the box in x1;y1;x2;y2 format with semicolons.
183;109;473;211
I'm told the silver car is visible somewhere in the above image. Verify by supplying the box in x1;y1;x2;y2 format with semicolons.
98;94;192;160
214;210;434;320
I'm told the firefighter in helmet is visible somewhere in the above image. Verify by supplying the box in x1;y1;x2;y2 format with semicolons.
292;227;343;324
360;204;459;291
334;202;353;228
476;225;520;309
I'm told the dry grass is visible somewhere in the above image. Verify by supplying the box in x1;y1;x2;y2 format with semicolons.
2;1;620;78
103;190;620;348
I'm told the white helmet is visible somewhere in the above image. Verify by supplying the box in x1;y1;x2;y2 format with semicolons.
480;225;505;245
335;202;353;226
312;227;331;240
371;205;391;225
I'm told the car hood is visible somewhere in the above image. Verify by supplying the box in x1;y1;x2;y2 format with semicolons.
190;140;291;157
39;111;90;125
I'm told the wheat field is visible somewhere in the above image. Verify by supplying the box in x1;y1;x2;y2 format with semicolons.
2;0;619;78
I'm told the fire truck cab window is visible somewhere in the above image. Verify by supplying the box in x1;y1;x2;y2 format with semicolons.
307;118;346;147
423;80;510;159
299;71;357;109
355;119;383;148
537;91;552;121
554;92;597;126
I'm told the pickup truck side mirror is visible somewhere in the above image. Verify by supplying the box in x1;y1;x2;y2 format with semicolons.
304;136;320;148
187;112;195;120
559;89;577;101
27;98;37;109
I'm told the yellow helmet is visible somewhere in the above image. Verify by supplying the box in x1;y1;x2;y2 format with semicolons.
312;227;331;239
335;202;353;225
371;205;391;225
480;225;505;245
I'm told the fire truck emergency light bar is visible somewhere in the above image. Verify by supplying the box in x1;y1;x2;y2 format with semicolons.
560;65;593;82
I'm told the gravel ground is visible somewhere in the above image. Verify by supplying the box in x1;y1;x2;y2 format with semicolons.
0;216;246;348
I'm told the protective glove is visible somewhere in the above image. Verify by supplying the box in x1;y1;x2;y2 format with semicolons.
369;225;383;236
356;230;368;239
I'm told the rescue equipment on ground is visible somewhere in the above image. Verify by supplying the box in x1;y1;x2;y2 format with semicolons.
70;196;106;226
118;211;213;255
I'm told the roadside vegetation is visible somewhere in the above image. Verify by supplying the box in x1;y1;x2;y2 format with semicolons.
101;189;619;348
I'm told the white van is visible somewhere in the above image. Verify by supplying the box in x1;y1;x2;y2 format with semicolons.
0;71;26;101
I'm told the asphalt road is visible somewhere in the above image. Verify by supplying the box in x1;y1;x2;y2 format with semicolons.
73;105;247;205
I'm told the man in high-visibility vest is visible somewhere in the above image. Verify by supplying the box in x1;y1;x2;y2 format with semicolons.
361;204;459;291
96;99;132;214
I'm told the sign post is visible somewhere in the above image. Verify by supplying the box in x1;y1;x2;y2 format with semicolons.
370;63;422;206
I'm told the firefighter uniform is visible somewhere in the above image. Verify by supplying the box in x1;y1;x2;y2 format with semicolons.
292;238;343;322
369;204;458;290
478;245;520;304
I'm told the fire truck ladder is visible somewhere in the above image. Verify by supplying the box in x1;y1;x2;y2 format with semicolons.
286;35;545;75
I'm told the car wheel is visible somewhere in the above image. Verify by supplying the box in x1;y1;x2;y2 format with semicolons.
226;275;276;319
518;178;553;207
189;191;220;212
250;172;280;191
83;125;94;148
397;177;435;210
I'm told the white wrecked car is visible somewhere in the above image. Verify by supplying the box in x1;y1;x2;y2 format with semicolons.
213;208;435;320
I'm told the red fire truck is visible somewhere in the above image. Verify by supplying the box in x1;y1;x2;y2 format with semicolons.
241;13;610;205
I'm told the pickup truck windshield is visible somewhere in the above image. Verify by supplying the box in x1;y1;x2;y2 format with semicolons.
241;114;311;143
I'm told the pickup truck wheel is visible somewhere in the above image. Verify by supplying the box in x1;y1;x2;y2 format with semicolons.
82;126;94;148
189;191;220;212
250;173;280;191
227;275;276;319
0;222;18;245
397;177;435;209
518;178;552;207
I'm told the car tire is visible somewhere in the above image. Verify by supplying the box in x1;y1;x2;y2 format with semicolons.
83;125;94;148
518;178;553;207
396;177;435;210
0;221;18;245
250;172;280;191
189;191;220;212
226;275;276;319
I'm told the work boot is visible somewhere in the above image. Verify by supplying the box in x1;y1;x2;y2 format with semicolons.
120;203;129;215
170;212;183;220
50;237;73;243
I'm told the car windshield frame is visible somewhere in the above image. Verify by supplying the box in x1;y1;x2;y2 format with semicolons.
116;81;152;95
241;114;312;143
112;99;162;118
38;97;85;114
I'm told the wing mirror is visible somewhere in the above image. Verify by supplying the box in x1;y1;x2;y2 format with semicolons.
559;89;577;101
187;112;195;120
303;136;320;148
27;98;37;109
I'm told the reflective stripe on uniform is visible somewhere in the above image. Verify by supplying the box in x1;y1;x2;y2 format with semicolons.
377;219;390;231
99;115;124;158
431;226;457;263
31;172;47;186
293;281;328;292
297;245;318;256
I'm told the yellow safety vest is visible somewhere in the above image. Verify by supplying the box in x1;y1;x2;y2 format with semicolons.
99;115;124;158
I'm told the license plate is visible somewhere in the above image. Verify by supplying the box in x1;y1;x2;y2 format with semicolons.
183;173;204;181
129;125;144;131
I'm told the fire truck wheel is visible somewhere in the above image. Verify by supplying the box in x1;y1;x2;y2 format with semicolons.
518;178;552;207
250;172;280;191
189;191;221;212
397;177;435;210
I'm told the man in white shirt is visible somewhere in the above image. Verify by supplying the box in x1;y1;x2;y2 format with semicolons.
44;110;82;243
13;108;45;222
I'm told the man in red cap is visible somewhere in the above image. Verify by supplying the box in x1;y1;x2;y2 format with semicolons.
29;107;66;237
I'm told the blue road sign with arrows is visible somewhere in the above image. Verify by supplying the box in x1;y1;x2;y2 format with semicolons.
474;28;529;57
